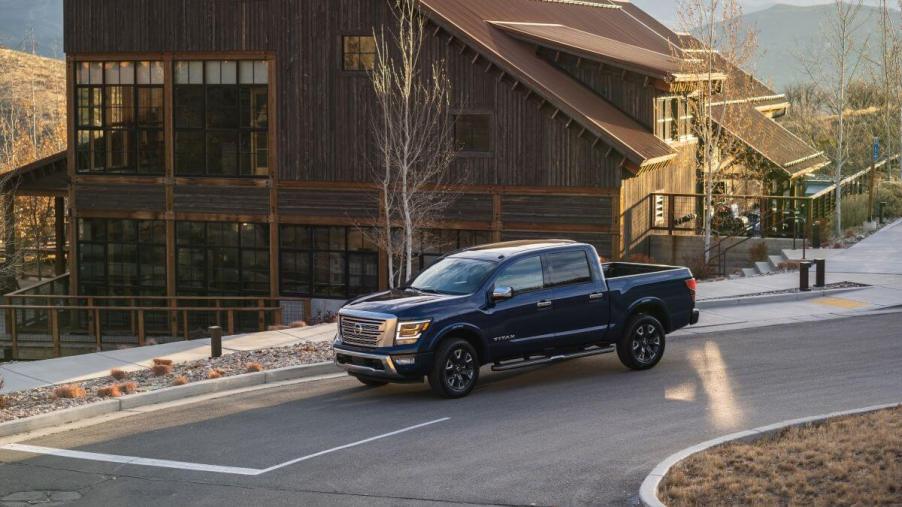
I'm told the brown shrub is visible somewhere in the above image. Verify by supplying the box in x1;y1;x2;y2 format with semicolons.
289;321;308;328
151;364;173;376
110;368;127;381
682;255;714;280
268;325;289;331
118;381;138;394
245;362;264;373
172;375;189;386
0;395;7;409
97;385;122;398
627;253;655;264
749;242;769;263
207;369;224;380
778;261;801;272
53;384;87;399
152;358;173;366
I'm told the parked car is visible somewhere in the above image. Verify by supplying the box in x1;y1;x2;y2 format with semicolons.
332;240;699;398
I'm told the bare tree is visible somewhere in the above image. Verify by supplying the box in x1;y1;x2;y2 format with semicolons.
799;0;869;238
368;0;458;287
677;0;759;261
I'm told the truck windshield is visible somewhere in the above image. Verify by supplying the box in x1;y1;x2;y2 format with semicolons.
409;257;496;295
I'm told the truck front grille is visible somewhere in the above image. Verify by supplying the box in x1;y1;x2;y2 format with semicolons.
340;315;386;347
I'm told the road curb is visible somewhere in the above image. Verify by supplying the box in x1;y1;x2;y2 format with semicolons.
638;402;902;507
696;286;866;309
0;362;341;439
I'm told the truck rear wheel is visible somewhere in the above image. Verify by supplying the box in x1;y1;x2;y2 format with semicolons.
617;314;666;370
428;338;479;399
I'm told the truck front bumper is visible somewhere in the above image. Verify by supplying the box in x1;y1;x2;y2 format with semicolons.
333;344;431;382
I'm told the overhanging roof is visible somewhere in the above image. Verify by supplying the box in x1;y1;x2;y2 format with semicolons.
2;151;68;196
711;104;829;179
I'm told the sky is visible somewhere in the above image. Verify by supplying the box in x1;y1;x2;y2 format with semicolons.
631;0;886;27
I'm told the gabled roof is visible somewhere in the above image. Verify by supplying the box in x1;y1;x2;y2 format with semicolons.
2;151;68;196
711;103;829;179
419;0;677;168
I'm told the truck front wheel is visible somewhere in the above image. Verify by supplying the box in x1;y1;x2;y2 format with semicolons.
428;338;479;398
617;314;666;370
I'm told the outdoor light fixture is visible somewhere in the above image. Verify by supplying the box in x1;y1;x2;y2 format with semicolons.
395;320;431;345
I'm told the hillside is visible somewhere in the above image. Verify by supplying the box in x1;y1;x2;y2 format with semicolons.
737;3;896;91
0;48;65;114
0;0;63;59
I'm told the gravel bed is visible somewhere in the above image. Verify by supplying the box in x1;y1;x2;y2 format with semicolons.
0;341;334;423
700;281;869;301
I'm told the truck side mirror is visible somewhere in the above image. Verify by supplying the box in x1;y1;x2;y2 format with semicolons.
492;286;514;301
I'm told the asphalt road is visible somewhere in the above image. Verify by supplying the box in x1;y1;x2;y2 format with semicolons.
1;312;900;507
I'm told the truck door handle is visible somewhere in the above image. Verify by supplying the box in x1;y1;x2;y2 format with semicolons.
537;300;553;309
589;292;606;300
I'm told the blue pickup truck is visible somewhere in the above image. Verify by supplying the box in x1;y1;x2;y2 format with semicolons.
333;240;699;398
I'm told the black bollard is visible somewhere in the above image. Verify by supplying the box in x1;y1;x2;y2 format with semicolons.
879;202;887;225
814;259;826;288
210;326;223;358
800;261;813;292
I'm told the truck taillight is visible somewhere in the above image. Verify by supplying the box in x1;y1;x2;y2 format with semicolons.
685;278;697;303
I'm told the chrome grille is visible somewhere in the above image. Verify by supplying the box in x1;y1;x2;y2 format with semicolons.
340;315;386;347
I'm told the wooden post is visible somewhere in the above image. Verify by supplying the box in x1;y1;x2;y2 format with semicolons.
227;310;235;336
258;298;266;331
667;195;675;235
93;307;101;350
54;197;66;275
50;309;61;357
10;306;18;360
129;297;137;335
137;310;146;347
868;161;877;223
182;310;189;340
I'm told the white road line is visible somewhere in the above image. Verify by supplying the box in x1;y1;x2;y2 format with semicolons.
258;417;451;474
0;443;261;475
0;417;450;476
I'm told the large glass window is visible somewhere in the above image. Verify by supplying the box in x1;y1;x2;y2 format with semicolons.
77;218;166;295
175;221;270;296
75;61;165;174
174;60;270;177
411;229;493;274
280;226;379;298
543;250;592;287
494;256;544;295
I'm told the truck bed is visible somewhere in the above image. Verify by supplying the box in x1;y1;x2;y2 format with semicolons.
602;262;683;279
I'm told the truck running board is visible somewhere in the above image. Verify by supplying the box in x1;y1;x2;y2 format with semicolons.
491;345;615;372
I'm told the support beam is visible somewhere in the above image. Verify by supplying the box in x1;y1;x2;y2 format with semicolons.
54;197;65;275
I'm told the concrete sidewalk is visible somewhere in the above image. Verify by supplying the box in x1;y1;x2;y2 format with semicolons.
685;218;902;334
0;324;336;394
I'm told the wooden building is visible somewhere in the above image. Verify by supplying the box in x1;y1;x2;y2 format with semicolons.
15;0;827;311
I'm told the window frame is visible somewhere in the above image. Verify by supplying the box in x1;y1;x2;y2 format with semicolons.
74;61;166;175
493;255;546;297
341;35;377;72
173;59;270;178
76;218;167;296
279;225;380;299
655;96;694;144
174;221;271;296
541;249;594;289
453;112;494;157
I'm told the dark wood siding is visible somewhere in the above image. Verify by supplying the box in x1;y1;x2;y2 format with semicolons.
501;230;612;256
174;185;270;216
438;193;494;223
65;0;621;189
75;184;165;212
277;188;378;218
502;195;613;226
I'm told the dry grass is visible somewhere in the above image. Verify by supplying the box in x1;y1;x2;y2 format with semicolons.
207;369;224;380
110;368;128;381
96;385;122;398
0;395;7;410
118;382;138;395
245;362;264;373
171;375;189;386
660;407;902;506
289;321;308;328
53;384;86;400
152;358;173;366
151;364;173;377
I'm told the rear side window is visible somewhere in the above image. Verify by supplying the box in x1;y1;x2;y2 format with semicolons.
495;256;544;294
544;250;592;287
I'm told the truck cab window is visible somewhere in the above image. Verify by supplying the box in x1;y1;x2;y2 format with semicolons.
544;250;592;287
495;256;543;295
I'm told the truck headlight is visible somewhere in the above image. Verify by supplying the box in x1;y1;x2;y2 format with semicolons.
395;320;431;345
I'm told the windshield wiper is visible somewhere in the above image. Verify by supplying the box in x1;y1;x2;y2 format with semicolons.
411;286;441;294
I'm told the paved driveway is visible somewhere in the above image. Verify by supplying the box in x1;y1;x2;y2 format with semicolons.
1;313;900;506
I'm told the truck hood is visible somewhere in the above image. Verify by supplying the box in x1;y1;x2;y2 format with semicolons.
342;289;465;317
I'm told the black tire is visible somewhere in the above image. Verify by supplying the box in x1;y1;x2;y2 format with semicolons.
354;376;389;388
617;314;666;370
428;338;480;399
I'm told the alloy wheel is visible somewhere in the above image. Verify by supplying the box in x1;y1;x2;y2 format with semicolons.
444;347;476;392
631;324;661;365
